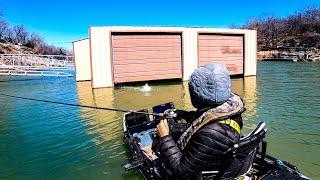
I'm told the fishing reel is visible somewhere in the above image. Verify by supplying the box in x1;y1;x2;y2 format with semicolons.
160;109;177;120
155;109;188;140
162;109;177;119
152;109;186;160
158;109;180;129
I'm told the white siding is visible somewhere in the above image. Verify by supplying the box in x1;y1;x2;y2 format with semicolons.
89;27;113;88
73;39;91;81
244;30;257;76
182;29;198;81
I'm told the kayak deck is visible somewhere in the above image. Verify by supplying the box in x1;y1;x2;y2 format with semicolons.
123;102;310;180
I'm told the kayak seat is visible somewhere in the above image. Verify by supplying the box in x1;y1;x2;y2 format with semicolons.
237;121;267;153
221;122;267;178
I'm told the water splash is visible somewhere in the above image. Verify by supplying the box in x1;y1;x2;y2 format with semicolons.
140;83;151;92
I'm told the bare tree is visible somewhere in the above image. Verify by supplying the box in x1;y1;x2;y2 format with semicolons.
240;7;320;50
27;33;43;48
302;7;320;33
0;18;8;40
13;25;29;45
0;7;74;55
6;27;14;43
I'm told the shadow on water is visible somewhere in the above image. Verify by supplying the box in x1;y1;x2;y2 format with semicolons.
114;78;183;88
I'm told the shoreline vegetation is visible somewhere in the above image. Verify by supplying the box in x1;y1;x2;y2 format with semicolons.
0;9;68;55
237;7;320;61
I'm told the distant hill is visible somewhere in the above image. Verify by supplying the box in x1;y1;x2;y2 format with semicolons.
0;41;66;55
239;7;320;51
0;40;68;55
0;10;69;55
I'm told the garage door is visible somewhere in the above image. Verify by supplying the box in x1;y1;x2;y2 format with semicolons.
112;34;182;83
198;34;244;75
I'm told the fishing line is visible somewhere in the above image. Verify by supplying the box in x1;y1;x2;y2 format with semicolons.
0;93;161;116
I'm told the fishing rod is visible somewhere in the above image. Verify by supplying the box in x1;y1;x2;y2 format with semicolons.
0;93;163;117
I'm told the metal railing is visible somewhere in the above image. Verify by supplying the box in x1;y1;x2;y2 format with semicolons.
0;54;75;77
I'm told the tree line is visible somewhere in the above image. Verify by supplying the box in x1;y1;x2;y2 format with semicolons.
239;7;320;51
0;12;68;55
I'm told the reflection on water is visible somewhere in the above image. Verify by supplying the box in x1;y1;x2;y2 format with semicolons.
231;77;258;132
77;82;117;143
74;78;259;179
0;61;319;179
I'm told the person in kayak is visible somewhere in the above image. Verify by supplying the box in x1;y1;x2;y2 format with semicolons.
157;63;248;179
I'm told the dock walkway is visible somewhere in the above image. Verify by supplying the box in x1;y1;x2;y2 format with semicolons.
0;54;74;77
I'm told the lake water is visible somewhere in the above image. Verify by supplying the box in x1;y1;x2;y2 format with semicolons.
0;61;319;179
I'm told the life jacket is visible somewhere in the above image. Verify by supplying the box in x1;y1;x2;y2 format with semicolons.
177;93;245;150
175;93;267;178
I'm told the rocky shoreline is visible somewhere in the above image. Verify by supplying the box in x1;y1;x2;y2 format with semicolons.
257;47;320;61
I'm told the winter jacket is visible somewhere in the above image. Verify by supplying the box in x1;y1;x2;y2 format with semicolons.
159;105;244;179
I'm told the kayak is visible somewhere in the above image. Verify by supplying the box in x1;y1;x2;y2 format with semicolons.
122;102;310;180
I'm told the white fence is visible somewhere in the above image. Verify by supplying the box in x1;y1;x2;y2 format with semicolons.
0;54;74;77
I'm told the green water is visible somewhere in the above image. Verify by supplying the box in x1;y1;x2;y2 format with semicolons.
0;61;319;179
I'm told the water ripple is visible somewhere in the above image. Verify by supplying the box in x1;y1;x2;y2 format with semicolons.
0;62;320;179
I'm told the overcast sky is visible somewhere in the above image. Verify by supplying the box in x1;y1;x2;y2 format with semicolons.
1;0;319;49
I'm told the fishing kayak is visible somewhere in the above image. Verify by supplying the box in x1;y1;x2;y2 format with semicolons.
122;102;310;180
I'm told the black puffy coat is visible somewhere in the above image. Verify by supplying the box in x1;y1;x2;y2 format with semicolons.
159;109;243;179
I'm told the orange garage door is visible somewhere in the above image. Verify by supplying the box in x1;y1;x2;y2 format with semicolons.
198;34;244;75
112;33;182;83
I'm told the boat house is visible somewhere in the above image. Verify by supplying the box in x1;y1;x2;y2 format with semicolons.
73;26;257;88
